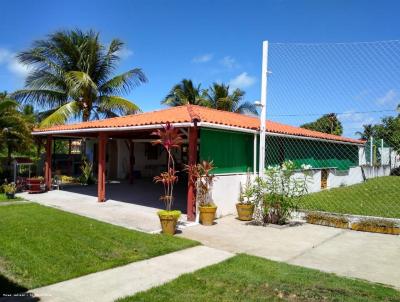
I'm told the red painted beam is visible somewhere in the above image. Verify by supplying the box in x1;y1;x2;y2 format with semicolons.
186;125;198;221
44;136;52;191
98;133;107;202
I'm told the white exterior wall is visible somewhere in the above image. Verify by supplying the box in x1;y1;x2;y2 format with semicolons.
362;166;391;179
211;166;392;217
358;146;366;166
211;173;249;217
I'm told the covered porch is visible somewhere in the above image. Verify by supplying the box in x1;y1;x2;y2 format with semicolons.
35;121;199;220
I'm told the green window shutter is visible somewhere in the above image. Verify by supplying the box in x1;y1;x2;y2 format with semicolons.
200;128;254;174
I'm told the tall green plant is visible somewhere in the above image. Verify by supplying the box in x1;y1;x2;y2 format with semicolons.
0;92;32;164
13;30;147;127
152;123;183;211
254;161;312;225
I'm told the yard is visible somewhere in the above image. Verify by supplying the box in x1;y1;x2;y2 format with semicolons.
119;254;400;302
299;176;400;219
0;193;22;202
0;203;198;293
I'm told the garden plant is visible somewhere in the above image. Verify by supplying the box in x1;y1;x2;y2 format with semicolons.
152;122;183;234
236;172;256;221
253;161;312;225
185;160;217;225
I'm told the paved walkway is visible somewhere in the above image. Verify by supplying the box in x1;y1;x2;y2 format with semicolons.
19;190;194;233
31;246;233;302
179;215;400;289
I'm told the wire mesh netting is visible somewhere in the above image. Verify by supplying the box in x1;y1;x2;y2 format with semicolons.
265;40;400;220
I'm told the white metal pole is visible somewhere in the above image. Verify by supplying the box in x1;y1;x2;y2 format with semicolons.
253;133;257;176
381;139;384;165
258;41;269;177
370;136;373;167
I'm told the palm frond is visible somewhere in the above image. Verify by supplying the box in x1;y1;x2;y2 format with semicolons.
11;89;68;108
235;101;259;115
99;69;147;95
64;71;98;95
39;101;81;127
98;95;140;116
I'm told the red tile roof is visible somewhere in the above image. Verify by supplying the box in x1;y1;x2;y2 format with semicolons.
33;105;364;144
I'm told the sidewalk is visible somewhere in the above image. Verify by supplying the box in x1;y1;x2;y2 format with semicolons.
31;246;233;302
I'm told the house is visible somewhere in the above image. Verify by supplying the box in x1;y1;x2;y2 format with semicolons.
32;105;391;219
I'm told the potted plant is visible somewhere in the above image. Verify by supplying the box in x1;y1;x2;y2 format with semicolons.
236;173;255;221
186;161;217;226
4;182;17;199
27;176;45;193
152;122;183;235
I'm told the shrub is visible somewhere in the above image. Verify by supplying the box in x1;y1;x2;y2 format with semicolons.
254;161;313;225
78;160;96;185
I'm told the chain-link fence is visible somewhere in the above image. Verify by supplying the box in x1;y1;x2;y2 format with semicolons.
265;40;400;220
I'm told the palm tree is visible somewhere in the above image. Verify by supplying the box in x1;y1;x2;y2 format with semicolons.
162;79;208;106
205;83;258;115
355;124;375;140
0;92;32;164
12;30;147;127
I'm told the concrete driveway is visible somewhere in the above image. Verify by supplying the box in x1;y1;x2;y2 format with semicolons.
179;215;400;289
18;188;193;233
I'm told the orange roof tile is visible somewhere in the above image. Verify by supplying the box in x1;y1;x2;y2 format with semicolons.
33;105;364;145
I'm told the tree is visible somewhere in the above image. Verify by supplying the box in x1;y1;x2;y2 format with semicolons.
162;79;208;107
355;124;374;140
301;113;343;136
12;29;147;127
163;80;258;115
205;83;258;115
356;116;400;152
0;92;32;164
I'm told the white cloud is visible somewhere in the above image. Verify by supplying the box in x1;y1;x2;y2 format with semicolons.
116;47;134;59
192;53;213;63
229;72;256;89
0;48;31;78
219;56;237;69
376;89;398;106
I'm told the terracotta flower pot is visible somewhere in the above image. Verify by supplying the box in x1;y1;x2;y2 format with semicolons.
158;211;180;235
199;206;217;226
6;192;15;199
236;203;254;221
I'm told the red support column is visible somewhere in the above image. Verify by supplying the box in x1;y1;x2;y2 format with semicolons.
98;133;107;202
187;125;198;221
44;136;52;191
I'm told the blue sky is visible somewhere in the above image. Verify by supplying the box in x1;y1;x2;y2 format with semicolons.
1;0;400;137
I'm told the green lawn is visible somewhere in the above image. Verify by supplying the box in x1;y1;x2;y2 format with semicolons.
0;203;198;293
299;176;400;219
119;254;400;302
0;193;23;202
